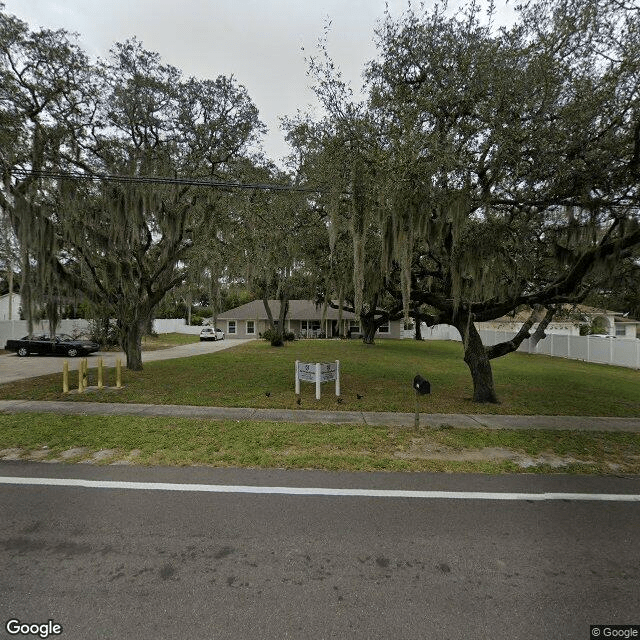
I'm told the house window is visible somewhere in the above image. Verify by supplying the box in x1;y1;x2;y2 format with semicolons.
349;322;360;332
615;326;626;337
378;323;390;334
247;320;255;335
228;320;237;334
301;320;320;332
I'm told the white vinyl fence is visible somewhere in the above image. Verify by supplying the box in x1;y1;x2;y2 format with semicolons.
0;318;200;347
479;330;640;370
151;318;202;335
0;319;91;346
413;324;640;370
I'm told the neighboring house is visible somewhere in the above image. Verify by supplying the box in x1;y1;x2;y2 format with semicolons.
478;304;640;339
0;292;21;320
215;299;404;339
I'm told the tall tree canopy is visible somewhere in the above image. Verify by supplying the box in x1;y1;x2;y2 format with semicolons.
0;8;263;369
293;0;640;402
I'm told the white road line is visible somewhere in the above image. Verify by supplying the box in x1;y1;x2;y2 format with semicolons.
0;476;639;501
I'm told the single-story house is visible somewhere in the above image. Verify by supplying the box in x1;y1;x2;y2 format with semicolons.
215;299;404;339
478;304;640;339
0;292;21;320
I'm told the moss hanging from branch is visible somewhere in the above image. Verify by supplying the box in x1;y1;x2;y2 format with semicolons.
350;157;368;315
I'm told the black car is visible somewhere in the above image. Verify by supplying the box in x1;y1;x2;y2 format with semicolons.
4;334;100;357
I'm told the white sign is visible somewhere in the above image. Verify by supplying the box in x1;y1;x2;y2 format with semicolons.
295;360;340;399
297;362;317;382
320;362;337;382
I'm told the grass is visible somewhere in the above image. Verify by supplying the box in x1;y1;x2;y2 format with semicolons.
1;412;638;474
141;332;199;349
1;339;639;417
116;332;200;351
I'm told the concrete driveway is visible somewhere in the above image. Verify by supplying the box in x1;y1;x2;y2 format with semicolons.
0;338;254;385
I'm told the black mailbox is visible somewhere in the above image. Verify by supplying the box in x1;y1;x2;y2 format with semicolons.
413;375;431;395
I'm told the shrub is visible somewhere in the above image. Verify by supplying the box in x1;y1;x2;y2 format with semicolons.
261;329;295;345
88;319;120;347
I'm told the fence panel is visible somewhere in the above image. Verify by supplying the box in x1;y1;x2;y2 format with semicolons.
587;337;612;364
552;334;570;359
517;338;532;353
613;339;639;369
569;336;589;362
536;337;553;356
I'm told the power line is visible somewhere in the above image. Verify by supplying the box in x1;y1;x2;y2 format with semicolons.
12;169;324;193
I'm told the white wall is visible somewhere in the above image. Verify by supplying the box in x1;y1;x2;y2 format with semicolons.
401;323;460;340
0;294;21;321
0;319;91;347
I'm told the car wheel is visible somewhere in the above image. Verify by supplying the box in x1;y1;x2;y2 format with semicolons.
17;347;28;357
67;348;79;357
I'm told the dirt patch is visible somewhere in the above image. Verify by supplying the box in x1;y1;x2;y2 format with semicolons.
1;448;24;460
108;449;142;465
27;449;51;461
394;442;596;469
60;447;91;460
83;449;120;464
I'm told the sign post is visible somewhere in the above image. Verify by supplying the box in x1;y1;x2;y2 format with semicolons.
315;362;321;400
295;360;340;400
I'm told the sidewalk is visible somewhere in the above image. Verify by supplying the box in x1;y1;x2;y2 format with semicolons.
1;400;639;432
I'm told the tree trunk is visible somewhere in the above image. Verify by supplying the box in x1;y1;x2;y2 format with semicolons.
414;316;422;340
262;297;285;346
121;319;144;371
455;317;498;403
7;265;13;320
361;317;377;344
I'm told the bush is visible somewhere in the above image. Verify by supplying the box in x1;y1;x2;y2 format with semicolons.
261;329;295;344
88;319;120;348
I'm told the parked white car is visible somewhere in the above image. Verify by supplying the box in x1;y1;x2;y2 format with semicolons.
199;327;225;341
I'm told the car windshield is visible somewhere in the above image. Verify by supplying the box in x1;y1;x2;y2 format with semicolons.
56;334;74;342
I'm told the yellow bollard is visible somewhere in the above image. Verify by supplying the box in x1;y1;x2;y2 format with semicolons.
62;360;69;394
97;357;103;389
82;358;88;389
78;361;84;393
116;358;122;388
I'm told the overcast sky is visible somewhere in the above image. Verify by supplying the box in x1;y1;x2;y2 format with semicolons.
3;0;517;165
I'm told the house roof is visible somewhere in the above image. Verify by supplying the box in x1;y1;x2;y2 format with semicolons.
217;299;358;321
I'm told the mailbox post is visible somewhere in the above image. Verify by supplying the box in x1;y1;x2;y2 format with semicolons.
413;375;431;428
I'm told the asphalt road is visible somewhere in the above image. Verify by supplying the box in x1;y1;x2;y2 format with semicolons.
0;339;253;385
1;464;638;640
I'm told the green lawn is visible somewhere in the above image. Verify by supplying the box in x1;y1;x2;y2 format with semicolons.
141;332;200;349
1;412;638;474
1;339;639;417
